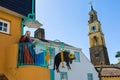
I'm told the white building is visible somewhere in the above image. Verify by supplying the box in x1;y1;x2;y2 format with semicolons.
33;37;99;80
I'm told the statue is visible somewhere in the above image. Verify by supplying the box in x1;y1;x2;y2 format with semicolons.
54;51;75;72
18;31;36;65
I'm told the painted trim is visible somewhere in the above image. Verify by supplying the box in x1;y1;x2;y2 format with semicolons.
49;47;55;65
0;19;10;34
50;69;55;80
18;64;48;68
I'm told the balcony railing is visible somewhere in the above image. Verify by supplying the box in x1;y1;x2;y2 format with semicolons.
18;42;47;67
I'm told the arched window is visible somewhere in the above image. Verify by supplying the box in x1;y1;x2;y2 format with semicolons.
93;36;98;46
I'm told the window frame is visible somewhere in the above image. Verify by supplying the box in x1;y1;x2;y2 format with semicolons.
87;73;94;80
49;47;55;65
74;51;80;62
60;72;68;80
0;19;10;34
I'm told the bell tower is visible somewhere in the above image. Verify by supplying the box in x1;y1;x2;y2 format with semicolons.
88;4;110;65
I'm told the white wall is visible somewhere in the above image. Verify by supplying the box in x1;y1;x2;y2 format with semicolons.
50;46;99;80
34;41;99;80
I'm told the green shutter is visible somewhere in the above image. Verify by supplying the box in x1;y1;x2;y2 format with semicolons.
87;73;93;80
74;51;80;62
60;72;68;80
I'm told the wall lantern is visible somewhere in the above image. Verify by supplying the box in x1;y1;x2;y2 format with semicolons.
23;14;43;28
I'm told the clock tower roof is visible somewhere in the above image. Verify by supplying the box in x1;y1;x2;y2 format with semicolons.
90;3;95;12
88;4;100;24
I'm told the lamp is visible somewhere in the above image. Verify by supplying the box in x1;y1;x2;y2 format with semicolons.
23;9;43;28
24;20;43;28
21;0;43;35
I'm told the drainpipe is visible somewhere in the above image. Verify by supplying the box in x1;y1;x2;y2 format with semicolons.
32;0;35;18
21;19;25;35
21;0;35;35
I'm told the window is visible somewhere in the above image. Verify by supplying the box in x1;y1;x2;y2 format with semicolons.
0;19;10;34
74;51;80;62
95;53;99;57
87;73;93;80
60;72;68;80
49;47;55;65
93;36;99;46
35;43;46;54
95;53;99;59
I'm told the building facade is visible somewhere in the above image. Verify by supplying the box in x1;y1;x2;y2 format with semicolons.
95;65;120;80
0;1;99;80
34;37;99;80
0;0;50;80
52;43;99;80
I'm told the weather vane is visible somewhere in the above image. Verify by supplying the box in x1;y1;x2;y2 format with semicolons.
89;1;93;6
89;1;94;11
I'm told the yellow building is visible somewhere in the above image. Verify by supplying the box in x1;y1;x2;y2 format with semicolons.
95;65;120;80
0;0;50;80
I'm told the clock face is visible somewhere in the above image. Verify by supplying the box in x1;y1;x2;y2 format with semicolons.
91;26;96;31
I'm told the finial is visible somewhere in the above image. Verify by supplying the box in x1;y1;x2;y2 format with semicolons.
89;1;94;11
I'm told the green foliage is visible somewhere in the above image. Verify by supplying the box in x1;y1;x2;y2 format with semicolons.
115;51;120;58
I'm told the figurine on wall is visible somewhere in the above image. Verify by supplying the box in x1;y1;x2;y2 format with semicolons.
19;31;32;42
53;51;76;72
18;31;36;65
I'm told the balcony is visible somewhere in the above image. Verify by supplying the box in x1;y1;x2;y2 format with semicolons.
18;42;47;68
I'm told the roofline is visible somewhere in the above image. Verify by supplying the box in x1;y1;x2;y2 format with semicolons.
95;65;120;69
0;6;25;18
31;37;82;51
101;75;120;77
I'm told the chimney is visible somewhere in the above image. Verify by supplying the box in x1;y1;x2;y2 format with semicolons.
34;28;45;39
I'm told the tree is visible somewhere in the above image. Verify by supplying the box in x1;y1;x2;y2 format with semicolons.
115;51;120;58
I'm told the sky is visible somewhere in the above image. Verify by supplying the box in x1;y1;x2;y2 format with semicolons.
24;0;120;64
